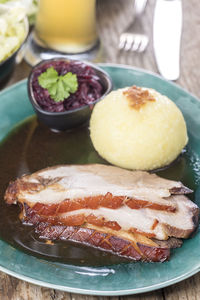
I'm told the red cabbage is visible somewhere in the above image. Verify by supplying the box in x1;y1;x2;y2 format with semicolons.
31;60;103;112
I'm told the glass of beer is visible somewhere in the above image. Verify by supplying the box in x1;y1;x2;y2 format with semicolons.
25;0;100;66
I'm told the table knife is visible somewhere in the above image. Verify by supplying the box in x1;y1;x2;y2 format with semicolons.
153;0;182;80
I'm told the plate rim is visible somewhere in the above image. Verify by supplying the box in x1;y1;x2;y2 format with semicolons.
0;63;200;296
0;263;199;296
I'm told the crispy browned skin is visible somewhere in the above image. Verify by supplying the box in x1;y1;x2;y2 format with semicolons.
35;222;170;262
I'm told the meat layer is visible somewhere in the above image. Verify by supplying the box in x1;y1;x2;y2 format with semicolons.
5;164;198;241
5;164;192;206
4;164;199;262
35;222;170;262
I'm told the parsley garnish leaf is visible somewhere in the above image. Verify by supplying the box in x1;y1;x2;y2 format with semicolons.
62;72;78;93
38;67;78;102
38;67;58;89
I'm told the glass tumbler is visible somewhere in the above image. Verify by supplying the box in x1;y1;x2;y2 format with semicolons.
25;0;101;66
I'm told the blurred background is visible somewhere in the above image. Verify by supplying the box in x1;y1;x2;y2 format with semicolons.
0;0;199;98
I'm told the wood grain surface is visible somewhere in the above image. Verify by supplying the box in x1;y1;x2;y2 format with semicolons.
1;0;200;299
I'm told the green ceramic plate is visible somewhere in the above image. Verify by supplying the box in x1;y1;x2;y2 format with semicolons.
0;64;200;296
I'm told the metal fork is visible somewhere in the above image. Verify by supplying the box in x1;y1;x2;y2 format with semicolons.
119;0;149;52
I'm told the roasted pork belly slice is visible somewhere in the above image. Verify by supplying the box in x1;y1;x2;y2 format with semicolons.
5;164;199;242
22;198;198;240
35;222;170;262
5;164;192;206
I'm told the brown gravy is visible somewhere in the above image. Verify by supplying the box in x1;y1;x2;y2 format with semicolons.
0;116;196;266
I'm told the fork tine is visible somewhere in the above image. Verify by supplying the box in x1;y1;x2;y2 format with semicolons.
138;36;149;52
124;34;134;51
131;35;141;52
119;33;148;52
118;0;148;52
118;35;126;50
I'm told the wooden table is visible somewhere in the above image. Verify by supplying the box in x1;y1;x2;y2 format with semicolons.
1;0;200;299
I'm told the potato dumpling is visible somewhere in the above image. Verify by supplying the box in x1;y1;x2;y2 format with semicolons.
90;86;188;170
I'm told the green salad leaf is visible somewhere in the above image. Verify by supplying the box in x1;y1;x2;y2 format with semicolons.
0;5;26;62
0;0;39;25
38;67;78;102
